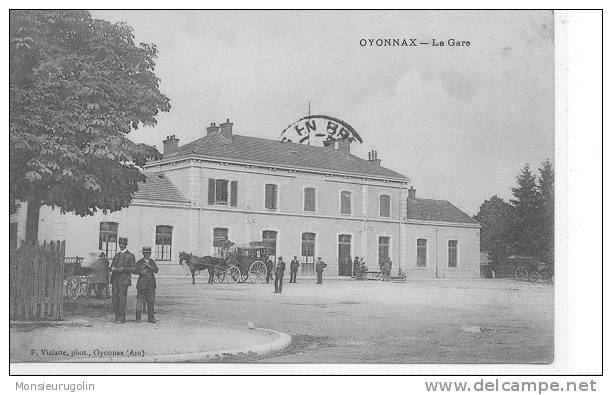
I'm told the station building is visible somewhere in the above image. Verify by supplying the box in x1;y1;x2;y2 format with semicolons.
11;119;481;278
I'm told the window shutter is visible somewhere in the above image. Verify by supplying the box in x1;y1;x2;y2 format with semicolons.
230;181;238;207
208;178;215;205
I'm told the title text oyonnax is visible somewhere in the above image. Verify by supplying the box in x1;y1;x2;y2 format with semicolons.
359;38;470;47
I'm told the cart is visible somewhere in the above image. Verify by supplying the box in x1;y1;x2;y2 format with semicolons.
223;242;272;284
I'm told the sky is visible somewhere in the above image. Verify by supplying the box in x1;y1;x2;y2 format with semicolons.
92;10;554;216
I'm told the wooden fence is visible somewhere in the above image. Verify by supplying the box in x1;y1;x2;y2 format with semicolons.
9;241;65;321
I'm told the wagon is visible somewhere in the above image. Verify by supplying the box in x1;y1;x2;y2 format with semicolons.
511;256;554;284
63;254;110;299
218;241;272;284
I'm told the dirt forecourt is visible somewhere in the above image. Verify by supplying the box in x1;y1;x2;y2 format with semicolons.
13;276;553;364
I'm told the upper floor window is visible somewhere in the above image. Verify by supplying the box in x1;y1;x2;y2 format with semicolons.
99;222;118;259
340;191;352;215
379;194;391;217
304;187;316;212
208;179;237;206
155;225;173;261
417;238;427;267
448;240;458;267
265;184;278;210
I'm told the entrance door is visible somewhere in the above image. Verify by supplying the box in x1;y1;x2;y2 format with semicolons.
338;234;352;276
262;230;277;262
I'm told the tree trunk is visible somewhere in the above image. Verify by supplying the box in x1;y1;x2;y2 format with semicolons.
25;199;41;243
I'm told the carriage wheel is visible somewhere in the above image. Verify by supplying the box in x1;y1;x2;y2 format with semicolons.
226;265;241;284
528;271;540;283
65;278;79;300
77;277;89;297
248;261;267;283
514;266;529;281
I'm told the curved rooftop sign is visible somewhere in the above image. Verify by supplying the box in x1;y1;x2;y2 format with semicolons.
280;115;363;145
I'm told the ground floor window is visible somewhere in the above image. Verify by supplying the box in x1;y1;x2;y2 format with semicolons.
99;222;119;259
301;232;315;274
448;240;458;267
155;225;173;261
417;238;427;267
262;230;277;260
338;234;352;276
213;228;228;255
378;236;390;267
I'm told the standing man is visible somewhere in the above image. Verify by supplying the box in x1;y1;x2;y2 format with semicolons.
265;256;274;284
274;256;285;293
135;247;159;323
289;256;300;283
315;257;327;285
110;237;135;323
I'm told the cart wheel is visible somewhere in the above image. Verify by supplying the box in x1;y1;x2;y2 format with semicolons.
93;284;106;298
77;277;89;297
65;278;79;300
249;261;267;283
528;271;540;283
226;265;241;284
514;266;529;281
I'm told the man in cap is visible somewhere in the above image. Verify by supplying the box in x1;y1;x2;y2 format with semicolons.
274;256;285;293
289;256;300;283
110;237;135;323
315;257;327;284
135;246;159;323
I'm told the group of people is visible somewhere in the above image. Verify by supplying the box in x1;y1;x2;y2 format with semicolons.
351;256;393;280
265;255;328;294
106;237;159;324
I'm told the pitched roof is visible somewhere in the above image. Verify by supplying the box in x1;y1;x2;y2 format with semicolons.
134;173;189;203
161;132;408;181
406;198;478;224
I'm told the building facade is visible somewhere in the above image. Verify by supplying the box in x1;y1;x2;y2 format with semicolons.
12;120;481;278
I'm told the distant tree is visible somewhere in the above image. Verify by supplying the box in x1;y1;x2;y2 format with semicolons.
537;159;554;263
10;11;170;241
510;164;541;257
474;195;517;264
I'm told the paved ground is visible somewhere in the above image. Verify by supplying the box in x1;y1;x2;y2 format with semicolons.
12;275;554;363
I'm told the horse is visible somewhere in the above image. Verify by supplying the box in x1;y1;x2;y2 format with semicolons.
179;251;225;284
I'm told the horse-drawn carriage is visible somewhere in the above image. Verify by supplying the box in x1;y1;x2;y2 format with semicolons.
63;253;110;299
180;241;271;285
511;256;554;283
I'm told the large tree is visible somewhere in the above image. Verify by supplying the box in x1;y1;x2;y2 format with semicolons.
537;159;554;263
10;11;170;241
473;195;517;264
510;164;541;257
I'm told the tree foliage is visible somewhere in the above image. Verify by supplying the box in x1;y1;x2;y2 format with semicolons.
10;10;170;219
474;160;555;264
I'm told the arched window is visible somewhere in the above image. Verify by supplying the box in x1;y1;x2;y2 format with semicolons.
213;228;228;255
340;191;352;215
99;222;118;259
379;194;391;217
378;236;390;266
155;225;173;261
448;240;458;267
262;230;278;260
417;238;427;267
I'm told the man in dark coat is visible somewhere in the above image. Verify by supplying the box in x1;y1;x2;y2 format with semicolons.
110;237;135;323
289;256;300;283
135;246;159;323
265;256;274;284
274;257;285;293
315;257;327;284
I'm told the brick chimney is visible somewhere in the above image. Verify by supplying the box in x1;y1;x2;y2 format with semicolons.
206;122;219;135
337;138;351;155
408;186;416;200
322;139;336;149
162;135;179;155
367;149;381;165
220;119;233;140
